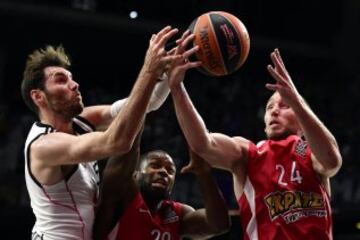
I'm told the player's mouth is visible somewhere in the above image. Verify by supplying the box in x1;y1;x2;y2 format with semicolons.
152;178;168;188
269;120;280;127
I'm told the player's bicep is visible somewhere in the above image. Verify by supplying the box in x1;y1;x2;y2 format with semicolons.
100;160;138;203
94;181;136;240
202;133;249;170
98;169;137;216
180;205;213;239
311;153;339;178
32;131;109;166
98;133;141;209
31;133;76;166
95;161;138;240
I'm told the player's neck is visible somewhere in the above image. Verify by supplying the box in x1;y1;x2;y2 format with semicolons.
141;191;164;214
146;199;163;215
40;112;74;134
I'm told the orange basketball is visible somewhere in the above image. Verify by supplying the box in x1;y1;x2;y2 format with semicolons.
188;11;250;76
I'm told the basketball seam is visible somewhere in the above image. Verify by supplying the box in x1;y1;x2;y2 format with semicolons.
207;13;228;75
220;13;246;70
192;16;210;76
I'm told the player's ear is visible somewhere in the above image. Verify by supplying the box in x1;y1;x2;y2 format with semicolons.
31;89;46;107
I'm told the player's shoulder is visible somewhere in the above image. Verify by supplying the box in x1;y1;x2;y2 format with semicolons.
255;140;267;148
232;136;251;149
26;121;55;140
179;202;195;213
28;122;56;149
176;202;194;222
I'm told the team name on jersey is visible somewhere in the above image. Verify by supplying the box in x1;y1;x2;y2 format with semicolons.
264;191;326;224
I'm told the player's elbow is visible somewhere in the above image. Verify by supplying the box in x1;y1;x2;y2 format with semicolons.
109;137;132;156
326;150;343;177
318;148;343;178
190;144;206;156
118;140;133;155
189;136;213;156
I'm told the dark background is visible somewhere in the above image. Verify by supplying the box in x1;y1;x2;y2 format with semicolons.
0;0;359;239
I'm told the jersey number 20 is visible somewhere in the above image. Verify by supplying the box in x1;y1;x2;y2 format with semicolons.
151;229;171;240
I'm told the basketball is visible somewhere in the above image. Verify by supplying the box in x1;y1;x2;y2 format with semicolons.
188;11;250;76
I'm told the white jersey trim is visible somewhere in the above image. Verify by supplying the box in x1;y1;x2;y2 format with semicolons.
243;176;259;240
73;117;94;133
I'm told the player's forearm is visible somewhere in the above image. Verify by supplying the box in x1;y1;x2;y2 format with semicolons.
93;203;117;240
196;170;230;234
110;77;169;121
292;97;342;173
105;70;157;154
93;137;141;240
105;125;142;176
171;83;212;154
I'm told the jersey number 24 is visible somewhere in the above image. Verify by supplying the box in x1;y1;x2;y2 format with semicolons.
276;161;303;186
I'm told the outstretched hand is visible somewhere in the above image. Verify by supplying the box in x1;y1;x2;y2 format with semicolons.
167;30;202;89
142;26;182;79
181;150;211;176
266;48;301;107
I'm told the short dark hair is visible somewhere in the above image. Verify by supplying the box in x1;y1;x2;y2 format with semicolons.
138;150;172;171
21;45;71;114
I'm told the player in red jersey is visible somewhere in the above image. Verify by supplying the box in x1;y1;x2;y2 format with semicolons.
167;48;342;239
93;130;230;240
93;31;230;240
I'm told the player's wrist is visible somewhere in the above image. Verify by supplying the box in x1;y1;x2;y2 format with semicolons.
139;65;163;83
169;81;184;95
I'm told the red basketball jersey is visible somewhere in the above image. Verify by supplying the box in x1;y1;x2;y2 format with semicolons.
115;192;182;240
238;135;332;240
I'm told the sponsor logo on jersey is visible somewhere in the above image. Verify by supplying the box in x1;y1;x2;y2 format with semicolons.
264;191;326;224
162;206;179;224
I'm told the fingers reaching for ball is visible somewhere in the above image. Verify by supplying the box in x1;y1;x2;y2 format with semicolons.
143;26;181;79
266;48;302;107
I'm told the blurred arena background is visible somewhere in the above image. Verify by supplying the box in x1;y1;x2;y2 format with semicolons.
0;0;359;239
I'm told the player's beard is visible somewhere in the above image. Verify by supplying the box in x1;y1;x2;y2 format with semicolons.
268;131;290;140
138;174;170;205
267;128;295;141
45;92;83;120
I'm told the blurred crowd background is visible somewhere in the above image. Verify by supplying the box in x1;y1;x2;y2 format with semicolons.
0;0;359;239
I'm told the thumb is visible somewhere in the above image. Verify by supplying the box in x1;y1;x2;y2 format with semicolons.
180;165;192;174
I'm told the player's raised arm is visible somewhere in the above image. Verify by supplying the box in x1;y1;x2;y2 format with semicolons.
93;127;143;240
30;26;181;167
167;31;249;170
266;48;342;178
179;150;230;239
